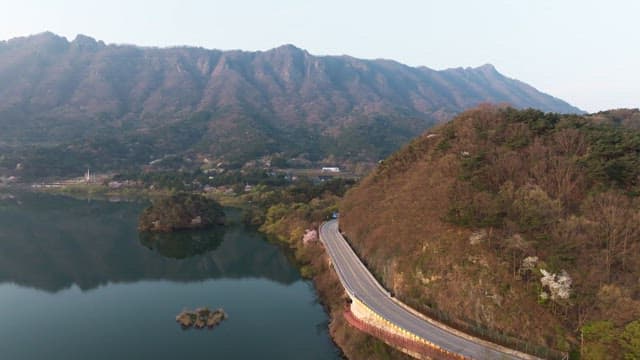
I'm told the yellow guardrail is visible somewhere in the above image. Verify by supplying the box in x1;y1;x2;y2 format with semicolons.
350;296;469;359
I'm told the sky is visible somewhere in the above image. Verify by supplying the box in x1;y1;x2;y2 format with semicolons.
0;0;638;112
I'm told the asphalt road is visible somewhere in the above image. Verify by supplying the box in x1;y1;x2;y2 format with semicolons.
320;220;531;360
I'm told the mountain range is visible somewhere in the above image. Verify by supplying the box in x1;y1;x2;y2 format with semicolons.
0;32;582;177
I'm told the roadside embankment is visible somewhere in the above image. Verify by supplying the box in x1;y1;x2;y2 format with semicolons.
258;219;413;360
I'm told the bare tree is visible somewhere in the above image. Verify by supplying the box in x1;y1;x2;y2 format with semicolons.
583;192;640;282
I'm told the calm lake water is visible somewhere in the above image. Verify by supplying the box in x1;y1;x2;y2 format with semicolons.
0;192;340;359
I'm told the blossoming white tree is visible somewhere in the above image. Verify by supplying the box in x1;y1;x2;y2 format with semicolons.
540;269;572;301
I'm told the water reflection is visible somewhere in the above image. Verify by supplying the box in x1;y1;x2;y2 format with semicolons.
139;227;225;259
0;192;299;292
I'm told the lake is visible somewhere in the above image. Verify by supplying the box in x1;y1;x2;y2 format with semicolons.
0;192;340;359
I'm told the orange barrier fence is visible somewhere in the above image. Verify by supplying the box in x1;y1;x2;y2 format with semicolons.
343;308;470;360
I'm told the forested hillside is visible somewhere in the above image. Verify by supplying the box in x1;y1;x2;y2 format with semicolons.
0;33;581;178
341;107;640;358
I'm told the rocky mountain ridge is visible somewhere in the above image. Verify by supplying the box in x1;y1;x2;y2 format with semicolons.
0;32;582;175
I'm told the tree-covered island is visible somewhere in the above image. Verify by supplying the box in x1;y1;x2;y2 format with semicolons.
138;193;225;232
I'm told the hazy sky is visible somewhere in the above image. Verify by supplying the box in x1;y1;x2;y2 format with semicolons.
1;0;638;112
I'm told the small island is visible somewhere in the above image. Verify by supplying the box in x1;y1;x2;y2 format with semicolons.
176;307;227;329
138;193;225;232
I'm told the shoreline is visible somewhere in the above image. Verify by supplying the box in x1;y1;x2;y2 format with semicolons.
261;230;412;360
3;185;408;359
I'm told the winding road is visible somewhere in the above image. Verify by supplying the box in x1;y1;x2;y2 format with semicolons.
320;220;536;360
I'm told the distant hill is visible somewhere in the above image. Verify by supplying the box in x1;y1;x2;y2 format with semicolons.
340;107;640;357
0;32;582;177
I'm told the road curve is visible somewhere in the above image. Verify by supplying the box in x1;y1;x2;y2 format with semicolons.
320;220;533;360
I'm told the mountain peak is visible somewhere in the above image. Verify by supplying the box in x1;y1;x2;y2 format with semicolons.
7;31;67;45
73;34;96;43
274;43;301;51
477;63;497;71
71;34;104;50
5;31;69;51
269;44;307;55
475;63;501;78
32;31;66;40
